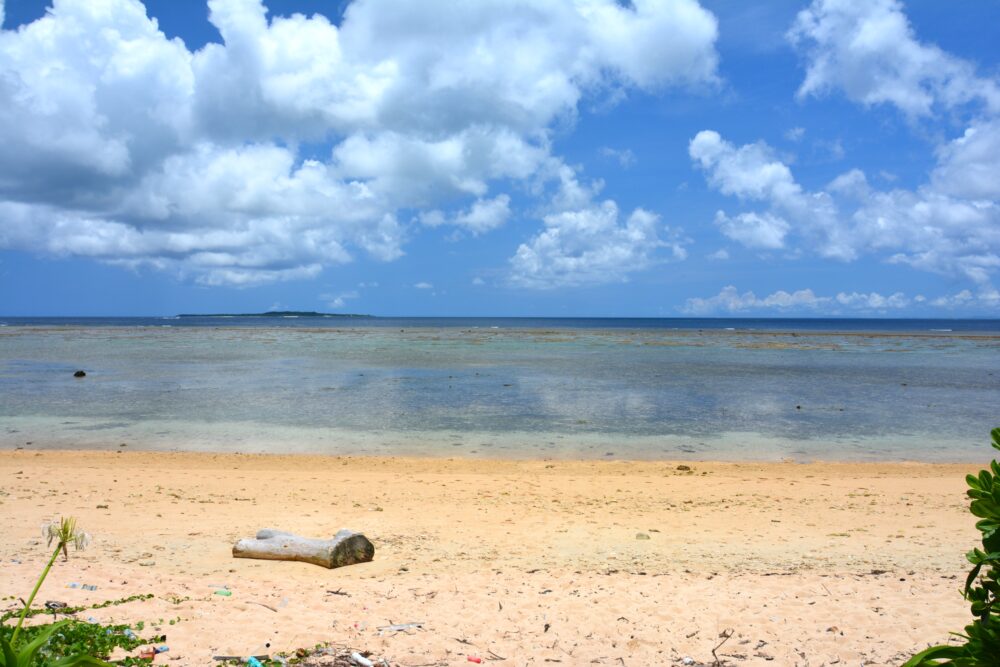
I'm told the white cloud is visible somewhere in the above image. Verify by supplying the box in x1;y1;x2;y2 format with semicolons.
509;200;683;288
689;130;851;259
930;120;1000;200
0;0;720;286
774;1;1000;295
835;291;908;309
707;248;729;260
928;288;998;309
714;211;788;250
788;0;1000;117
682;285;828;315
690;129;1000;289
689;131;798;201
683;286;912;315
413;281;433;289
420;194;511;235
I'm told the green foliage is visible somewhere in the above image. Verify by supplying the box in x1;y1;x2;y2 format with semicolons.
0;621;111;667
904;427;1000;666
0;620;156;667
0;596;155;625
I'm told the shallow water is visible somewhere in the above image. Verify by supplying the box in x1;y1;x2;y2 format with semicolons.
1;321;998;461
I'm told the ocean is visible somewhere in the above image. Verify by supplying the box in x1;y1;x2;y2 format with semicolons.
1;317;998;461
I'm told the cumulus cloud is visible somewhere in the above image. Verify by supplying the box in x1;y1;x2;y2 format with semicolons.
682;285;913;315
682;285;828;315
713;211;788;249
0;0;720;286
509;200;684;288
930;289;999;309
834;291;908;309
721;0;1000;296
788;0;1000;117
930;120;1000;201
420;195;511;235
689;130;851;259
690;129;1000;288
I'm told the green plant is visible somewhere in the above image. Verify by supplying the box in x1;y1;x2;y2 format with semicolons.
904;427;1000;666
1;595;155;624
0;518;111;667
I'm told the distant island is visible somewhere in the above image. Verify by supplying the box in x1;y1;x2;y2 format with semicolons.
177;311;373;318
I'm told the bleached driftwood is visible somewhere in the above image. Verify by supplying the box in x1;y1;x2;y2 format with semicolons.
232;529;374;569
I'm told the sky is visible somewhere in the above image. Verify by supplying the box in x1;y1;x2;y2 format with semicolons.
0;0;999;317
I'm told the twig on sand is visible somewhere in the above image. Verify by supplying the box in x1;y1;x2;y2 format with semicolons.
712;629;734;666
486;650;507;661
248;601;278;612
327;588;351;596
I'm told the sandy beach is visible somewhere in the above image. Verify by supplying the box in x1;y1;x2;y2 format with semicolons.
0;449;981;665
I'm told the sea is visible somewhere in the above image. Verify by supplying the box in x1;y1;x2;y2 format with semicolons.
1;316;998;462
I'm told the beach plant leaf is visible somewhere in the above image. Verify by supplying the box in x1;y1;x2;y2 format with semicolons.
0;621;114;667
2;518;111;666
1;634;18;667
13;622;67;667
904;428;1000;665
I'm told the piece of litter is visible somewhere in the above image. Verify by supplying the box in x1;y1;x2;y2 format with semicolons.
124;629;137;639
350;652;374;667
467;657;482;664
215;589;232;596
138;648;156;660
156;646;169;654
212;657;269;662
377;621;424;634
247;657;263;667
67;583;80;589
681;658;695;665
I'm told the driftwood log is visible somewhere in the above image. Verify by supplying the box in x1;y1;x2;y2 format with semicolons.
232;529;374;569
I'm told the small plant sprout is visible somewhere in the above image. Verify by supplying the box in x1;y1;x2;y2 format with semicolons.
1;517;110;667
44;518;91;562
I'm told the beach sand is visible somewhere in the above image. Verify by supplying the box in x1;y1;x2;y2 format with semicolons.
0;450;979;665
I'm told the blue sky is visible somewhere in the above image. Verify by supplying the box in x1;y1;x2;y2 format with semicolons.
0;0;998;316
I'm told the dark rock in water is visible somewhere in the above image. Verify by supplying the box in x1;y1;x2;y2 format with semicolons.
73;370;87;378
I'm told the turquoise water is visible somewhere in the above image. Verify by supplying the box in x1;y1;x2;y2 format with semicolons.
1;321;998;461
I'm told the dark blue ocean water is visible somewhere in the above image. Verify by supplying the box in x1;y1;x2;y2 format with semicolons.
1;318;998;461
2;315;999;333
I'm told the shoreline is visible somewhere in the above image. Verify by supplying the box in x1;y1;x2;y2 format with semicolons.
4;411;993;465
0;444;989;466
0;448;979;664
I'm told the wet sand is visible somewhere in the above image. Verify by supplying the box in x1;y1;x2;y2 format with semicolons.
0;449;979;665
